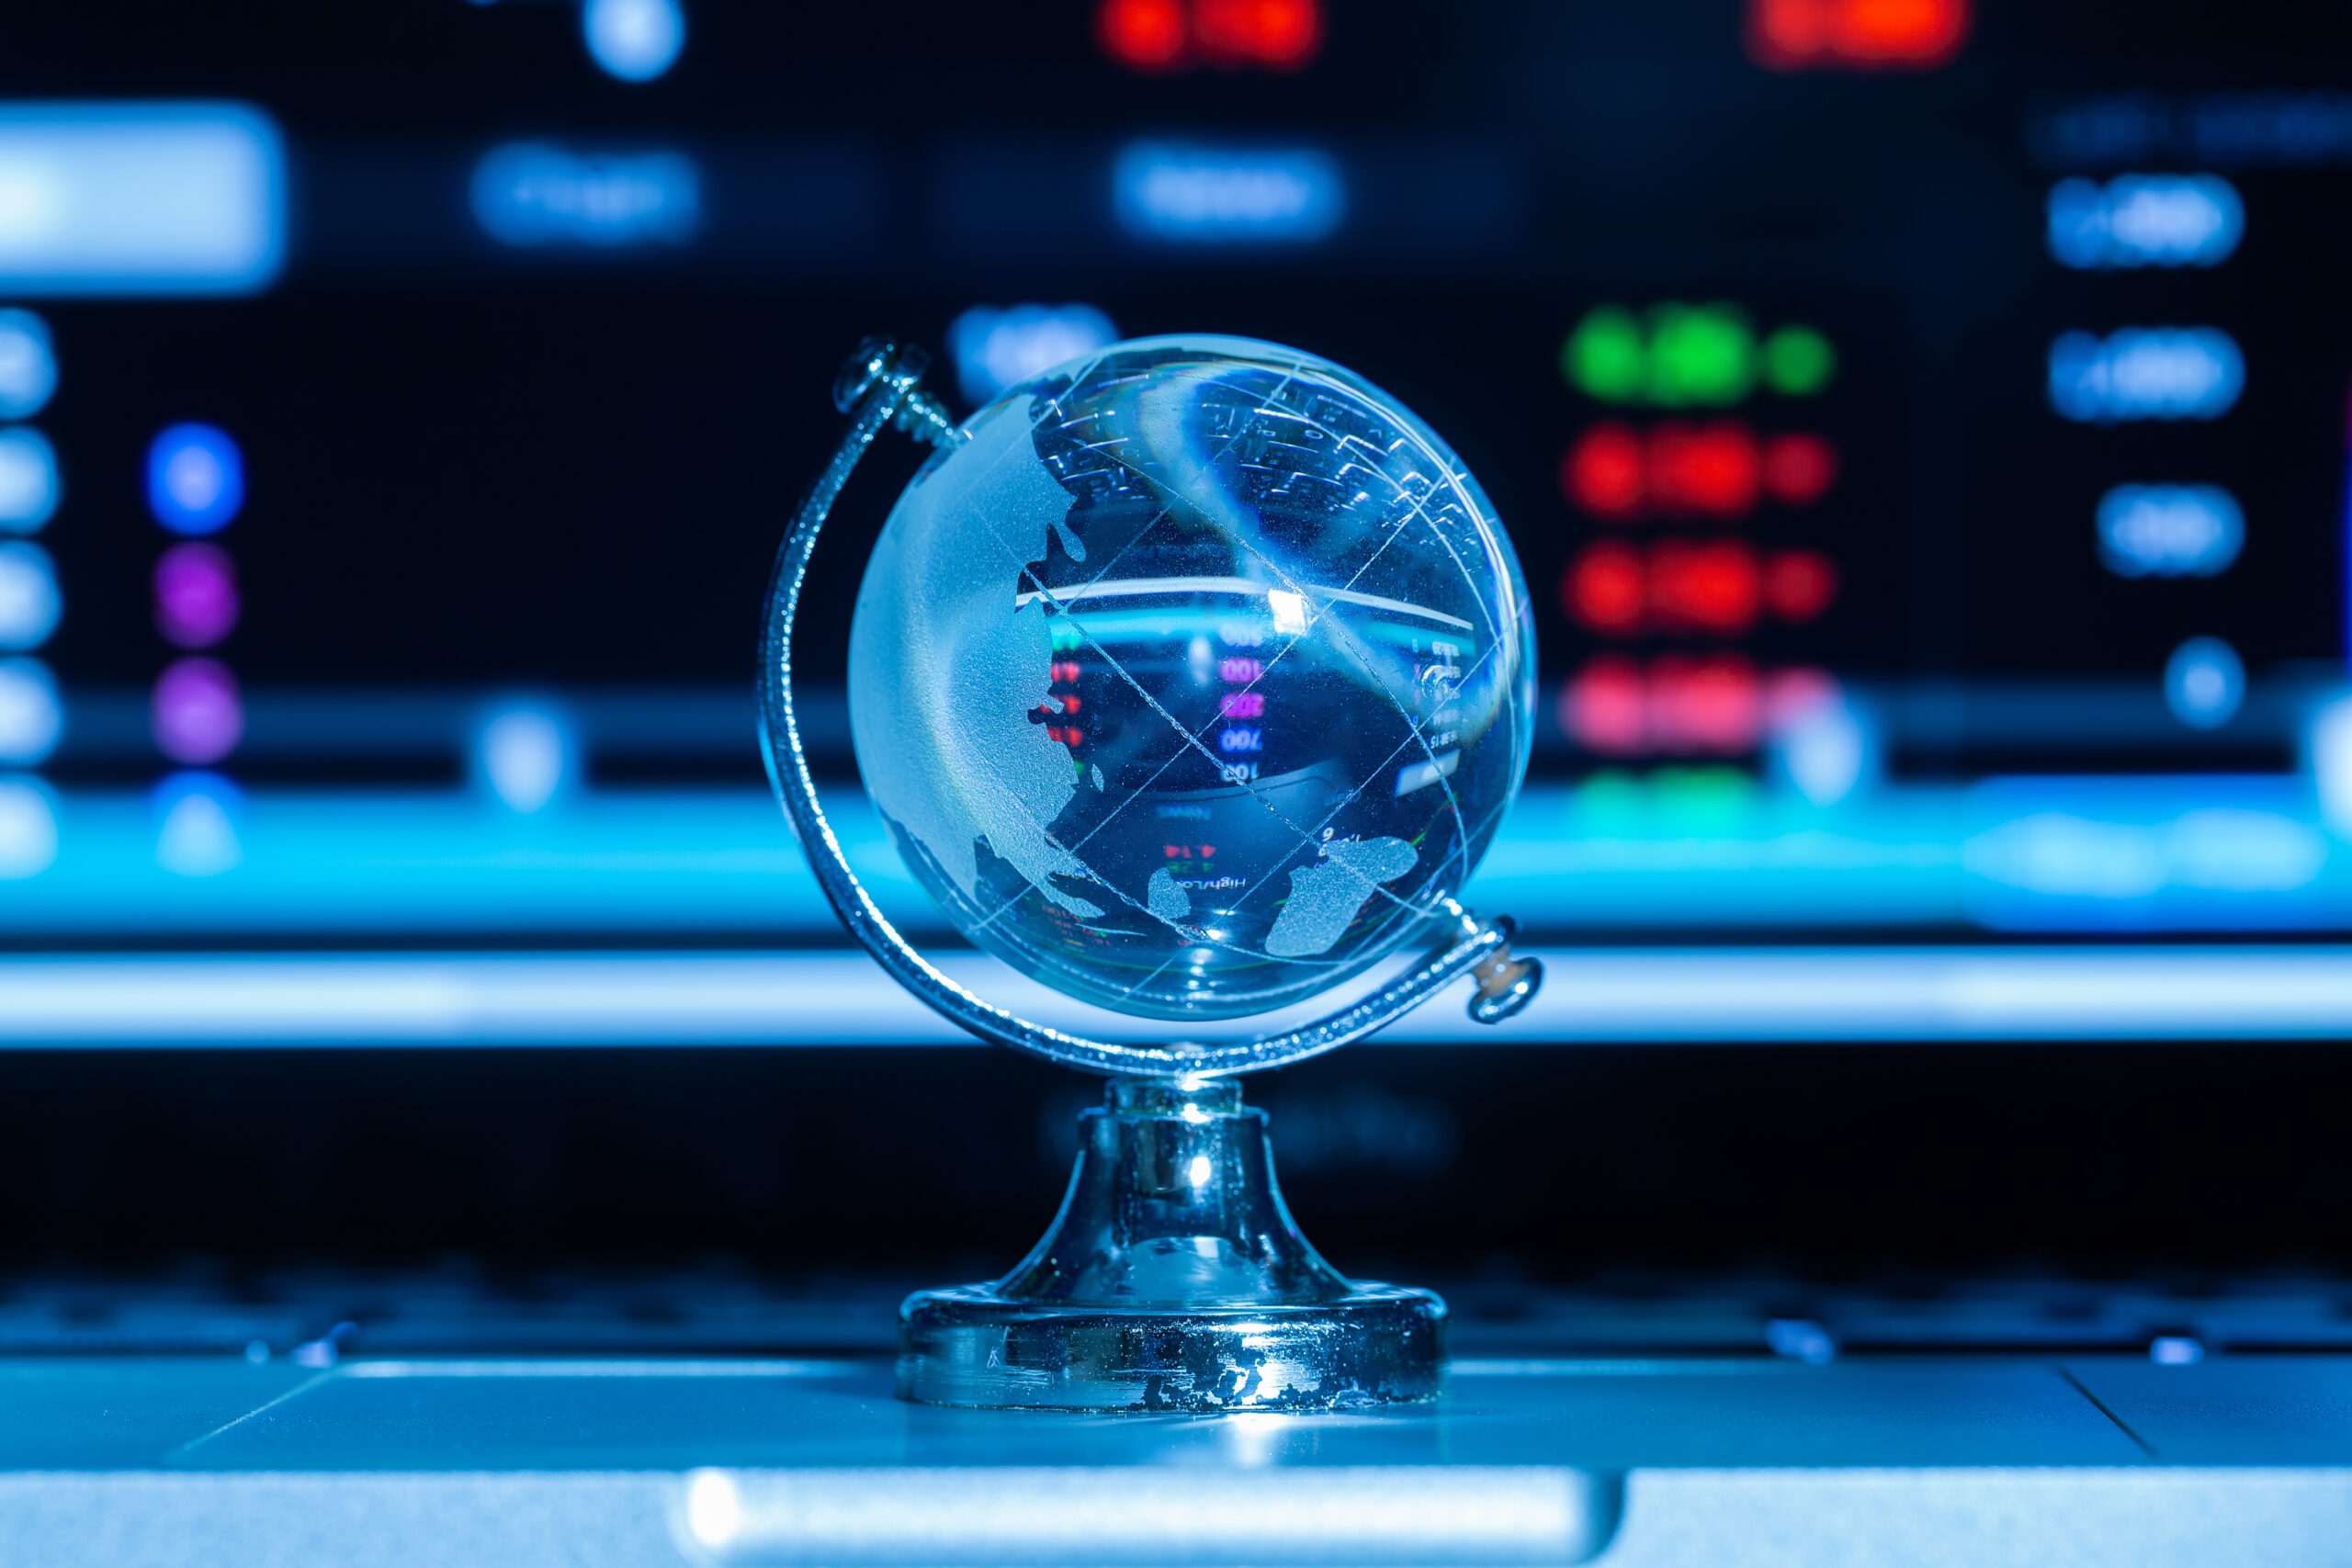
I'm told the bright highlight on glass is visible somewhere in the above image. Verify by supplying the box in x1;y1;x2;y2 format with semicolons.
0;776;55;878
0;105;285;294
582;0;686;83
471;143;700;248
153;541;239;649
2098;485;2243;578
1113;142;1344;243
152;655;243;764
2048;175;2243;269
947;304;1117;406
0;656;61;764
2049;329;2243;423
146;423;243;534
0;308;56;417
0;541;60;650
0;427;59;532
2165;637;2244;729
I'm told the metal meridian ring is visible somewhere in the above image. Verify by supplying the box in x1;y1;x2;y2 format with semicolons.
757;339;1515;1078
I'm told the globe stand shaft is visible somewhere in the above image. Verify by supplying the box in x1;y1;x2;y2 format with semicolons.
897;1077;1445;1412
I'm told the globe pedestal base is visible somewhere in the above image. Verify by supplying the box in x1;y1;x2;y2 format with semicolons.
899;1287;1443;1412
895;1077;1446;1413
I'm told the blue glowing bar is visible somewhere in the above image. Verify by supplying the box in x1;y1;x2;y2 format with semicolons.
0;105;284;294
470;142;701;248
5;946;2352;1044
2048;175;2243;268
2097;485;2244;577
1113;142;1344;244
2049;329;2243;423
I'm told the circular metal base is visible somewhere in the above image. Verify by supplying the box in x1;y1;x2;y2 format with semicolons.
899;1282;1446;1412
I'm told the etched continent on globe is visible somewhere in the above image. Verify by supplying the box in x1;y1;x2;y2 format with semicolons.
847;335;1534;1021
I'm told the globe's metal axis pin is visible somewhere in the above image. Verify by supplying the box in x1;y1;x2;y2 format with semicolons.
833;336;960;448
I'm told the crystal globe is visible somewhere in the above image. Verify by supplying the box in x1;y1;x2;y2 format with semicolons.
847;335;1534;1021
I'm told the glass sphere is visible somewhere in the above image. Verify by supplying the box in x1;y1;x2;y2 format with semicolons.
847;335;1534;1021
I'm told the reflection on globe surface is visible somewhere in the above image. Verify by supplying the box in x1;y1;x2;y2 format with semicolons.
847;336;1534;1021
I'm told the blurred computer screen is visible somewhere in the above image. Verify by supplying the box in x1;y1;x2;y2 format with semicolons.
0;0;2349;1050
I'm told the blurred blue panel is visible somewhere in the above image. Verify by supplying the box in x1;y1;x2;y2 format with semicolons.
933;138;1512;265
471;142;700;248
3;773;2351;940
1963;775;2338;930
2066;1358;2352;1464
2049;328;2243;422
2048;175;2242;268
1114;142;1344;243
0;104;283;294
2097;485;2243;577
947;304;1116;406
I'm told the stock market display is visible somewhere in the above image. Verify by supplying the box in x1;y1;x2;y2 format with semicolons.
4;0;2352;1039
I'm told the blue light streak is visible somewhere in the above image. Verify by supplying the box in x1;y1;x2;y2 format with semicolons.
3;944;2352;1045
0;773;2341;939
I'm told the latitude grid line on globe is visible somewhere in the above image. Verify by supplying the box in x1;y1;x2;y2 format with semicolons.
941;358;1404;930
949;355;1509;967
930;349;1517;982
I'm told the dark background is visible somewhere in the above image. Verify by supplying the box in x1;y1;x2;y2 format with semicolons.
4;0;2352;1292
0;1041;2346;1284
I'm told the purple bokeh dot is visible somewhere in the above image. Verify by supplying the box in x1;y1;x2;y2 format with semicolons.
153;542;240;649
153;657;243;765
